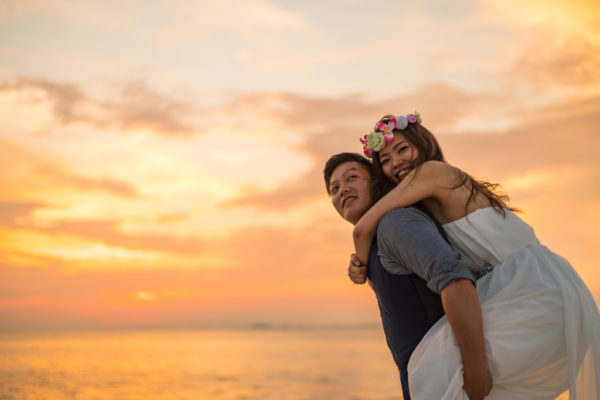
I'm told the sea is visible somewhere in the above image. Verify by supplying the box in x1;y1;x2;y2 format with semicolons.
0;326;403;400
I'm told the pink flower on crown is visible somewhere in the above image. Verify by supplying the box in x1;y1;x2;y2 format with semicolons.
360;134;373;158
376;119;396;135
407;111;422;124
375;120;395;145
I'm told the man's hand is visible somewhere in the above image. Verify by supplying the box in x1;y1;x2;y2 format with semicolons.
348;253;367;284
463;366;492;400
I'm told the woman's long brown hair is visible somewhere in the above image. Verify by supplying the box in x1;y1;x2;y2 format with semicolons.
371;115;515;215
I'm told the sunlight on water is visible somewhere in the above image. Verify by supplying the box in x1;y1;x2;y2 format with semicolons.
0;328;402;400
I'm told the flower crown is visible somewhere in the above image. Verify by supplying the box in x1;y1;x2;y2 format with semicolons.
360;112;422;158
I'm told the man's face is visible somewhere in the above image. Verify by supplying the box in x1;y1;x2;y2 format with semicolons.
328;161;373;225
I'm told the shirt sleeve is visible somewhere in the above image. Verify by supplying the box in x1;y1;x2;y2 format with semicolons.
376;208;474;294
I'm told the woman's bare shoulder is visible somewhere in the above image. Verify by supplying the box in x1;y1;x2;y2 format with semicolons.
416;161;462;180
419;160;450;170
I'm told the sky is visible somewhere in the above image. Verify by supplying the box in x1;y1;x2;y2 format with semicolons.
1;0;599;330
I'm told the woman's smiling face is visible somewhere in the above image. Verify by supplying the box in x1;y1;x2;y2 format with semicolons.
378;132;420;183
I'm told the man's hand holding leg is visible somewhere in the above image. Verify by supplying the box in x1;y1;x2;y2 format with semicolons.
348;253;367;284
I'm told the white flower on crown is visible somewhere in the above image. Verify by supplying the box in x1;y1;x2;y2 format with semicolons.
396;116;408;130
365;131;386;152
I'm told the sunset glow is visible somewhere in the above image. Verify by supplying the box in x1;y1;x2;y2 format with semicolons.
1;0;599;331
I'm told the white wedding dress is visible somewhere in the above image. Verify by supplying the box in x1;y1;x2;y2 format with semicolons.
407;208;600;399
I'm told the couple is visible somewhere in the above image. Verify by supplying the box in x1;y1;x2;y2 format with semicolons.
323;113;600;399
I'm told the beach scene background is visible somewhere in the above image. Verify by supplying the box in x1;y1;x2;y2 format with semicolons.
1;1;598;398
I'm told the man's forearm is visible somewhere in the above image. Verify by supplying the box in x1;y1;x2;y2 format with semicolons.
441;279;491;399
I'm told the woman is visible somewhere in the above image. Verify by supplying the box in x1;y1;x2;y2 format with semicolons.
353;113;600;399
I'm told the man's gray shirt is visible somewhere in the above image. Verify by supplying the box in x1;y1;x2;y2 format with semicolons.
377;208;474;294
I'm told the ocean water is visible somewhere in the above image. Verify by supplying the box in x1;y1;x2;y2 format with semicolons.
0;327;403;400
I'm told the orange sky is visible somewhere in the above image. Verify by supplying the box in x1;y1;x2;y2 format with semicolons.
1;0;599;330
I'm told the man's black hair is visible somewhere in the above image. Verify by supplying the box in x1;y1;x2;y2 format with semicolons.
323;152;373;195
323;152;396;201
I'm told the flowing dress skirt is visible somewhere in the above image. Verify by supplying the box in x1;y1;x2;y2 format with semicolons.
408;209;600;399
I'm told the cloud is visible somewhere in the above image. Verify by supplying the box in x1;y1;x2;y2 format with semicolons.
424;95;600;274
0;139;138;199
219;85;501;136
0;201;44;227
7;77;87;124
0;214;372;329
439;95;600;179
0;252;375;330
45;219;205;255
511;30;600;88
215;87;600;297
2;0;599;331
101;79;199;135
479;0;600;36
217;84;517;211
1;76;200;136
37;165;138;197
1;202;342;272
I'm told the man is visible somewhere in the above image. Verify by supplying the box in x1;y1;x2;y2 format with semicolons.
323;153;491;400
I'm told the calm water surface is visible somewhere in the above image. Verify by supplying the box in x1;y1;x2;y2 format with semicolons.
0;328;402;400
